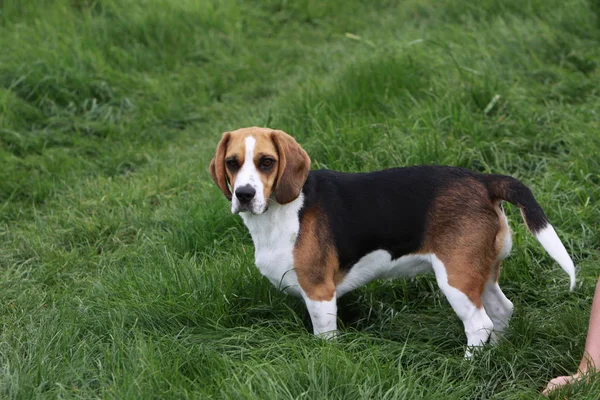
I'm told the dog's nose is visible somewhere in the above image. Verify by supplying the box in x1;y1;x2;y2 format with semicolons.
235;185;256;204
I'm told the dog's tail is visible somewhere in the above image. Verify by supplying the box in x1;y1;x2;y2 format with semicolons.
485;174;576;291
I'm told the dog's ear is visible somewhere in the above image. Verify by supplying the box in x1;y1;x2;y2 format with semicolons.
271;130;310;204
209;132;232;200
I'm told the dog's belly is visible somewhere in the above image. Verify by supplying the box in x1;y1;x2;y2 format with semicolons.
336;250;433;297
256;249;433;298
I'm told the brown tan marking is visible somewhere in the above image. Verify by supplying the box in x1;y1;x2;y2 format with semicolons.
209;132;232;199
421;177;505;308
271;131;311;204
293;206;339;301
222;132;247;191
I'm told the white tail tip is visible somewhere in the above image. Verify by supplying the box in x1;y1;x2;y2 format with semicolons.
535;224;576;291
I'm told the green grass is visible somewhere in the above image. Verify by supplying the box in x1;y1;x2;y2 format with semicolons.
1;0;600;398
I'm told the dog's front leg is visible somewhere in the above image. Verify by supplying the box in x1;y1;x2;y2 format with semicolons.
301;290;338;339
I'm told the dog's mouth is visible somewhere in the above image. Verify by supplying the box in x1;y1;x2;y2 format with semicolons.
233;202;269;215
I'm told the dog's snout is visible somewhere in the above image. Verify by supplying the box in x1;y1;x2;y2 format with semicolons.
235;185;256;204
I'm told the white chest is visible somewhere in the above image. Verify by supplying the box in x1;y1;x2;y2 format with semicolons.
241;195;304;297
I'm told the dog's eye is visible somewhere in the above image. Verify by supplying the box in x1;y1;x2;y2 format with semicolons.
226;159;239;170
260;158;275;170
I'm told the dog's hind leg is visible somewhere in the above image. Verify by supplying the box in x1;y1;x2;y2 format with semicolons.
431;255;494;358
482;208;514;344
482;264;514;345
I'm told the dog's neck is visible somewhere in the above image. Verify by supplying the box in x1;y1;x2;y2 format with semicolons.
239;193;305;252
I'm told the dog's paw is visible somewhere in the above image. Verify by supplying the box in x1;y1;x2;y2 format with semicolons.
316;330;338;340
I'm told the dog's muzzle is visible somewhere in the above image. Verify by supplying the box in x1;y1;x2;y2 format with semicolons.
232;184;267;214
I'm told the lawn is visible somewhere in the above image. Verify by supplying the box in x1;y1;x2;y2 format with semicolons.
1;0;600;398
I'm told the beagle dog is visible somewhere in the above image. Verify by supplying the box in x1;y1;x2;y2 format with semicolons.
209;127;576;357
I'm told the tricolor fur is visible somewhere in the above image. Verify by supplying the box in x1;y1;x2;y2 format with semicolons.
209;127;576;357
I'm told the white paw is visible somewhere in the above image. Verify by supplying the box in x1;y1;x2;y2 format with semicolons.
315;330;338;340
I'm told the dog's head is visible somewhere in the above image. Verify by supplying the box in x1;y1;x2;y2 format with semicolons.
209;127;311;214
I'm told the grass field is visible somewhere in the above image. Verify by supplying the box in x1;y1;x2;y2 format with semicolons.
1;0;600;398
